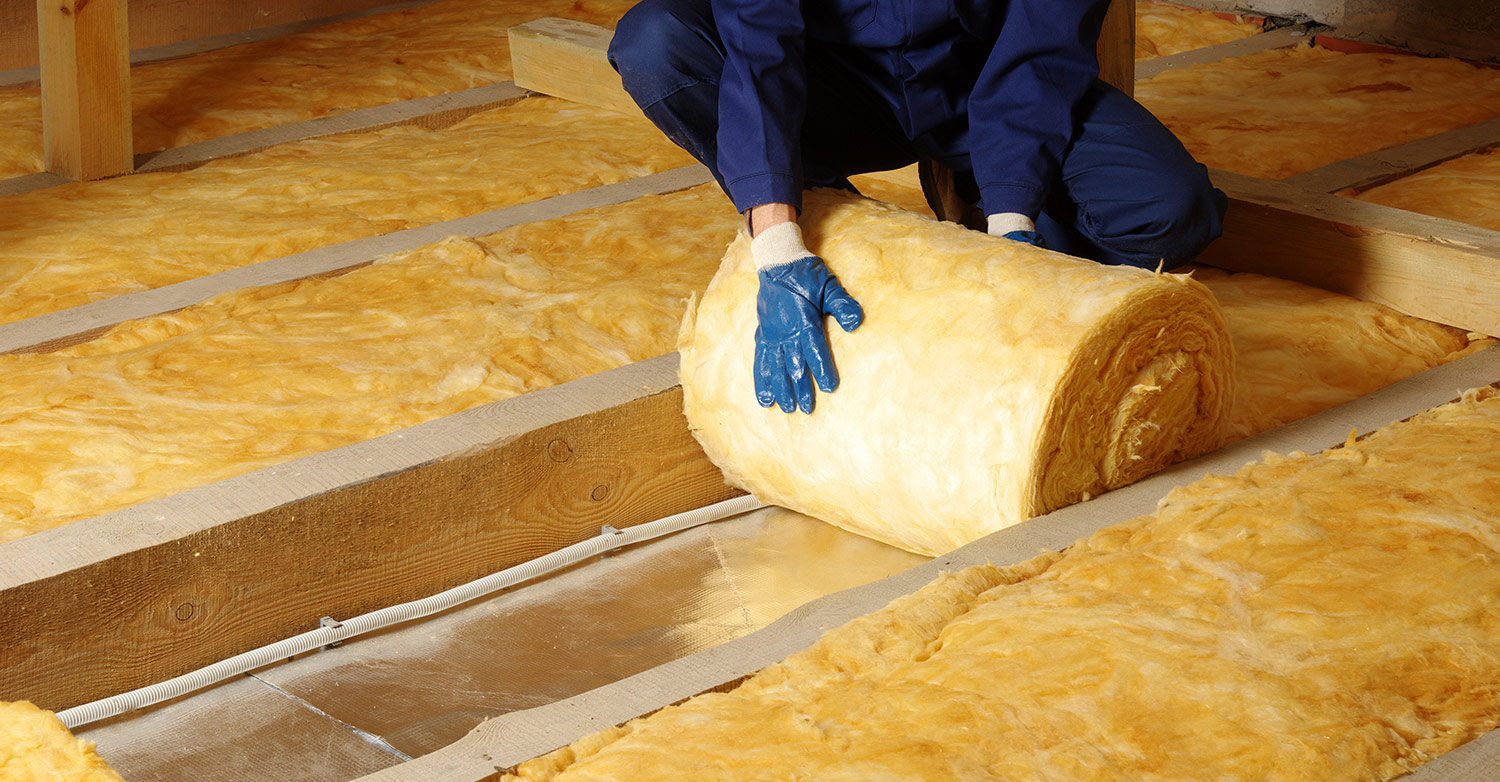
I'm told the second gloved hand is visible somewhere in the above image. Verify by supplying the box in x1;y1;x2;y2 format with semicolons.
755;256;863;414
988;212;1047;249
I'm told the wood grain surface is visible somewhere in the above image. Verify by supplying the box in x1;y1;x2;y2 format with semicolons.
0;355;739;711
38;0;133;180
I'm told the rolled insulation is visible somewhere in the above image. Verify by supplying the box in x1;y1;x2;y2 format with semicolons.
679;191;1235;556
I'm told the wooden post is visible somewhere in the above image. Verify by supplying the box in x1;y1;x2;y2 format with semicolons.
37;0;133;180
1097;0;1136;97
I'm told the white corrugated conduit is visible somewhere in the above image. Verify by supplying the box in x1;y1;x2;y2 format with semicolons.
59;494;765;728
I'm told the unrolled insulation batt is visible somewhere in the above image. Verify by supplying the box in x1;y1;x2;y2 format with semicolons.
679;190;1236;556
509;386;1500;782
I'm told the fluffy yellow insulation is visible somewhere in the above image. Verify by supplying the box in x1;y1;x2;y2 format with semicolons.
1190;266;1496;442
510;386;1500;782
1352;147;1500;231
1135;1;1261;59
1137;45;1500;180
0;0;637;178
0;97;694;325
0;185;739;543
680;191;1238;556
0;702;124;782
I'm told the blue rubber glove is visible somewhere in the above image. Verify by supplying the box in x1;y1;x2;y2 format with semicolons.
754;257;864;414
1001;229;1047;248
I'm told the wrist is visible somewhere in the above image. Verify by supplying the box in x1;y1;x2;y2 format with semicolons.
987;212;1036;237
748;202;798;238
750;221;812;270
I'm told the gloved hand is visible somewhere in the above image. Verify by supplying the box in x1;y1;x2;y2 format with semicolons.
988;212;1047;249
1000;229;1046;248
755;256;863;414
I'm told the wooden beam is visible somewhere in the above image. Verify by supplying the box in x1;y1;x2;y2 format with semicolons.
352;348;1500;782
509;18;639;117
37;0;132;180
0;164;711;356
0;354;740;711
1097;0;1135;97
1278;115;1500;194
1203;169;1500;336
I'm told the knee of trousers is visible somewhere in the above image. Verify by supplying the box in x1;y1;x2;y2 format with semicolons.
1091;180;1228;271
608;0;720;104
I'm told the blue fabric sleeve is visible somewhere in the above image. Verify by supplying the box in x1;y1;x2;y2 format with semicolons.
711;0;808;214
969;0;1110;218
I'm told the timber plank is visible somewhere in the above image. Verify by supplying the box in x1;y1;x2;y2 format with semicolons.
0;354;740;712
1202;169;1500;336
38;0;132;180
1279;115;1500;194
0;164;712;356
509;18;638;117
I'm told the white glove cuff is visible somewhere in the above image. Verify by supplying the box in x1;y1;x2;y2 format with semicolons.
986;212;1036;236
750;221;811;270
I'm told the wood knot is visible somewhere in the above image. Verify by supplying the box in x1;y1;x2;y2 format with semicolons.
547;439;573;463
174;602;196;622
589;483;611;502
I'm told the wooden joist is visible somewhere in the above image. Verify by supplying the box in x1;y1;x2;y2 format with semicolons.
0;353;739;711
1200;170;1500;337
37;0;132;180
1279;115;1500;194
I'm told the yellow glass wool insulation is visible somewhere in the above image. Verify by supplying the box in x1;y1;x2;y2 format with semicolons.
1190;266;1496;442
1135;1;1261;59
510;387;1500;782
679;190;1237;556
0;702;124;782
1352;147;1500;232
0;0;638;178
0;185;740;544
1137;45;1500;180
0;97;694;325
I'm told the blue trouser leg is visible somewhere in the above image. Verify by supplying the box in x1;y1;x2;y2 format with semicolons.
1031;83;1227;270
608;0;917;200
927;82;1226;270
